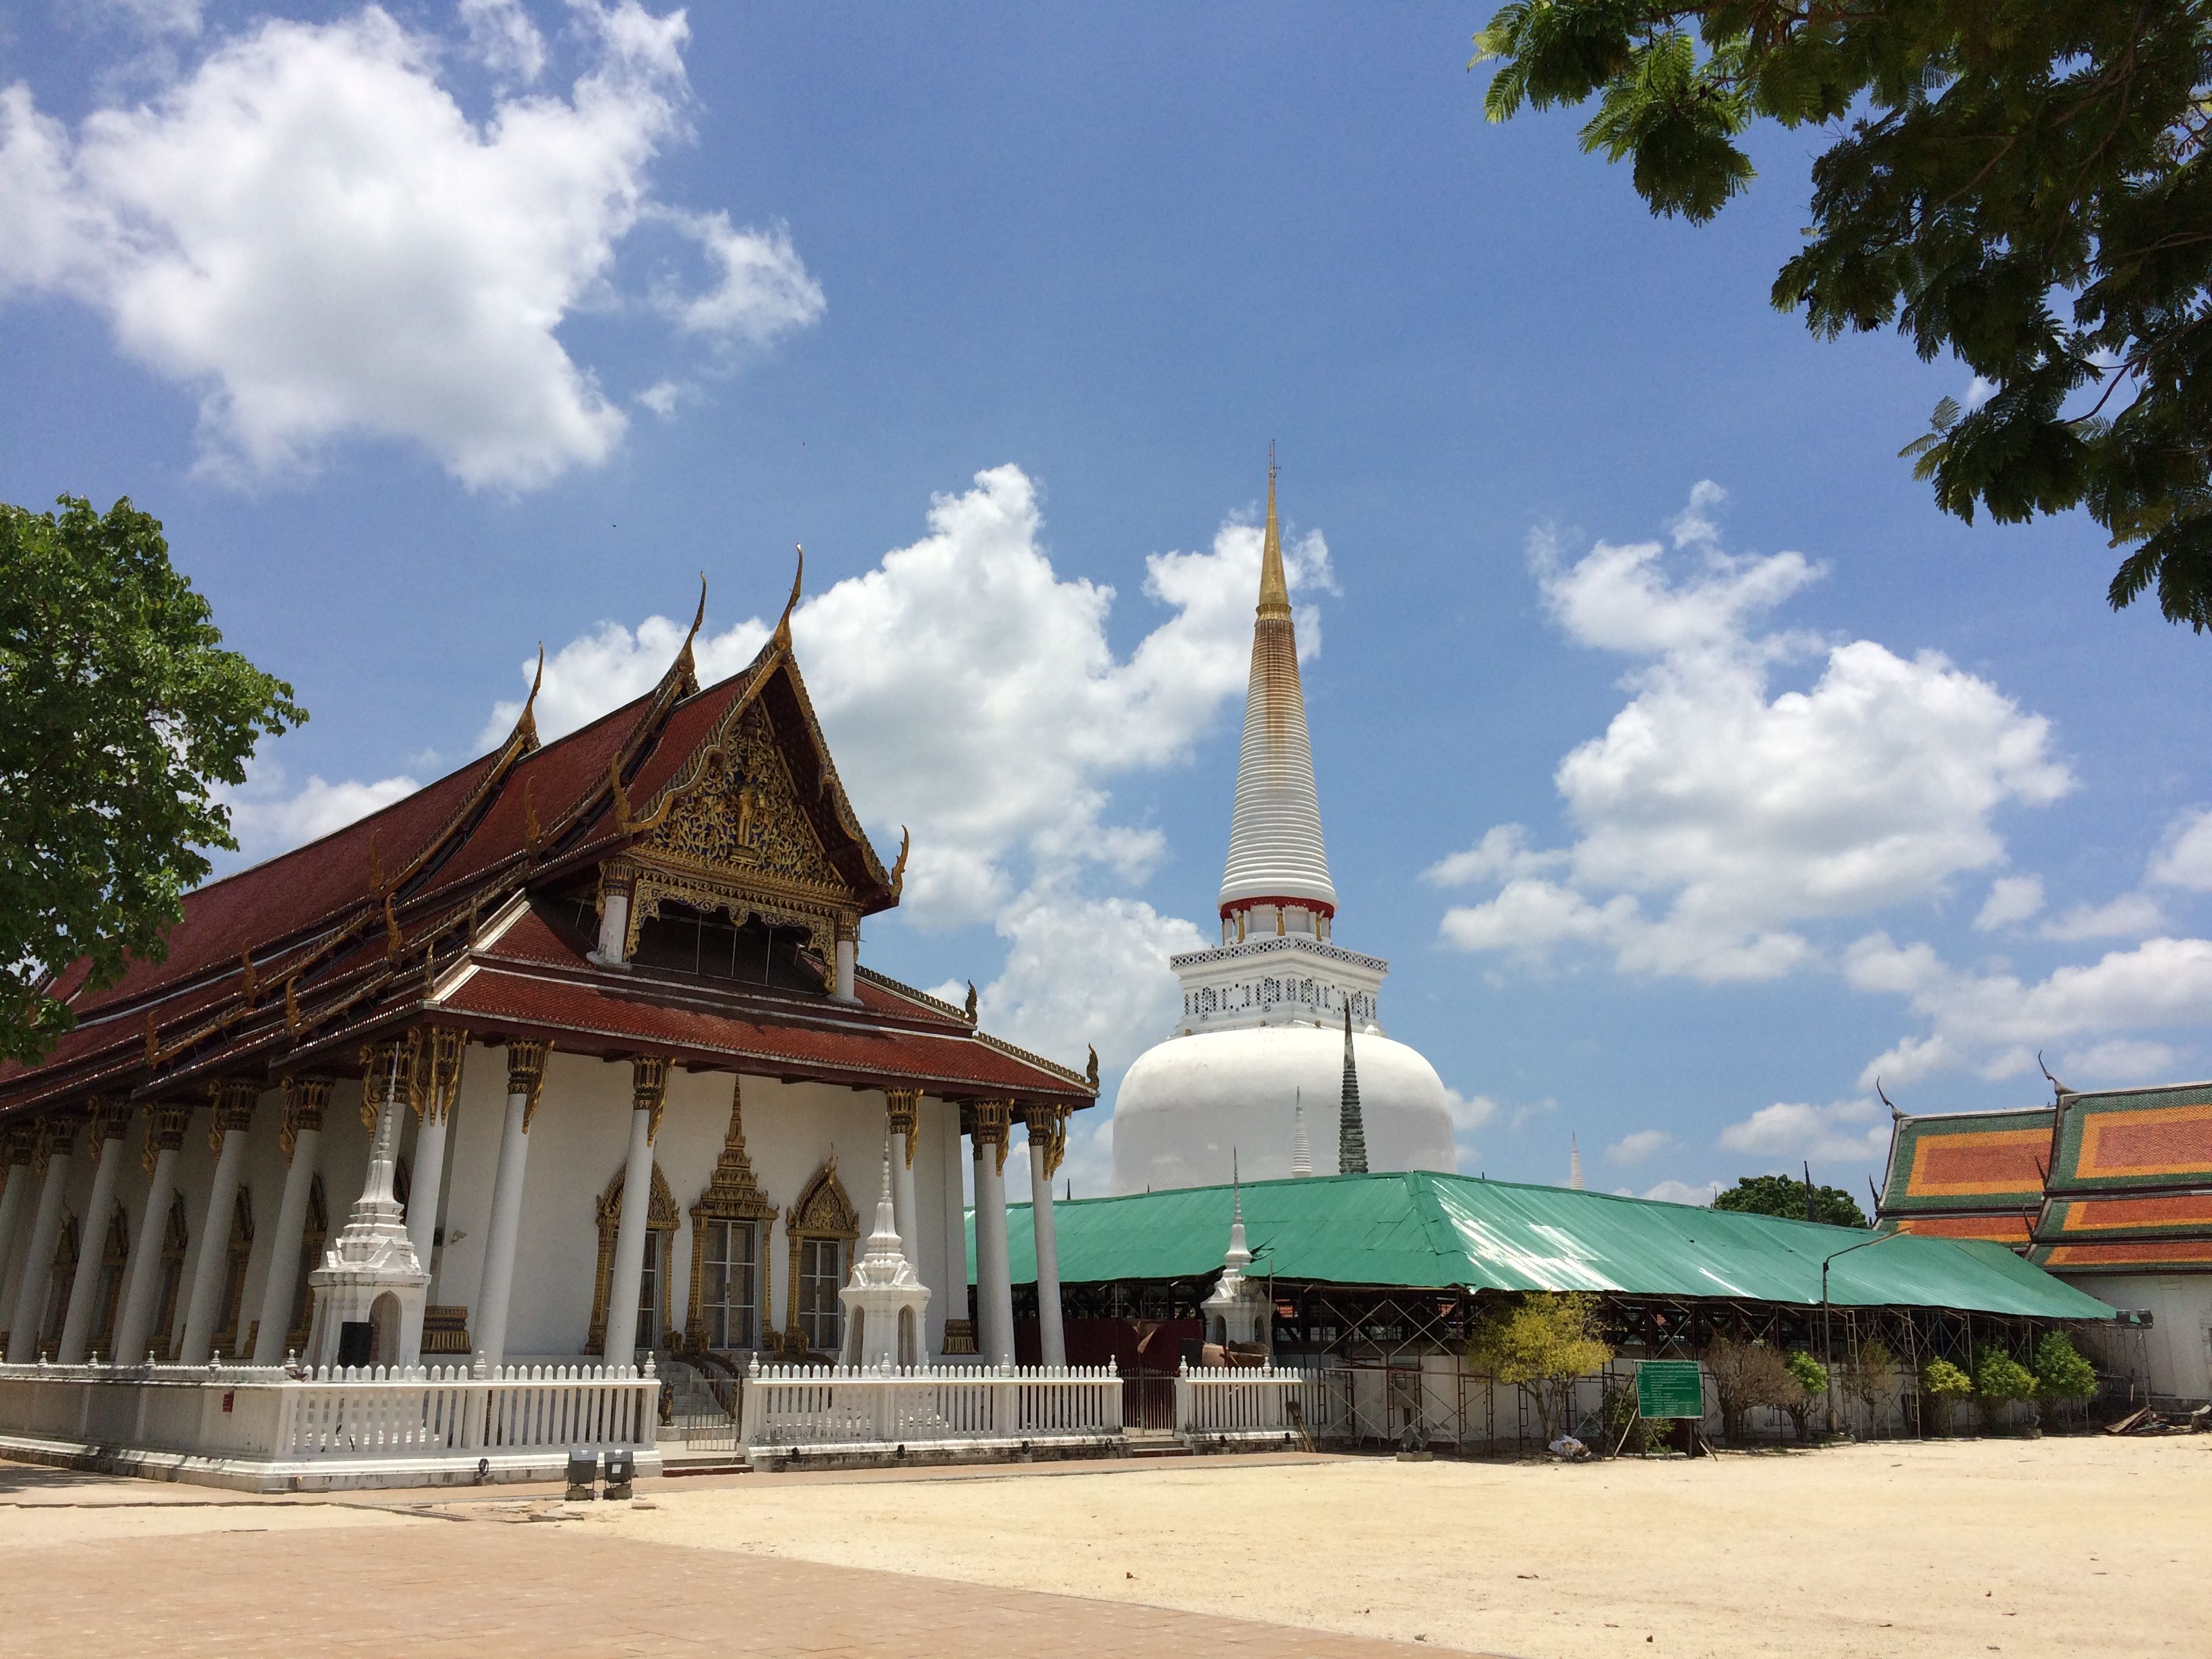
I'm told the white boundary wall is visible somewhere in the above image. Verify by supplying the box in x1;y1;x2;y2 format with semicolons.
1173;1362;1335;1447
0;1358;659;1491
739;1360;1123;1466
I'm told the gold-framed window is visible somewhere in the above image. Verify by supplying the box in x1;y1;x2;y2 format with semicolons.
37;1212;78;1357
150;1195;188;1361
285;1176;329;1353
685;1078;777;1354
589;1162;679;1355
90;1208;130;1357
211;1187;254;1359
781;1157;857;1359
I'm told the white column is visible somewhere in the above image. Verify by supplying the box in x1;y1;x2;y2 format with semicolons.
1026;1108;1067;1368
601;1057;666;1364
592;881;632;967
249;1080;329;1364
57;1101;132;1363
113;1105;190;1365
972;1101;1015;1366
6;1117;79;1361
403;1029;466;1297
886;1089;920;1265
474;1040;547;1369
834;934;858;1002
178;1082;256;1364
0;1127;41;1321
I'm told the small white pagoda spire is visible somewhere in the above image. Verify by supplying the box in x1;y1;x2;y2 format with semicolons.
1290;1090;1313;1178
1569;1133;1584;1191
1218;451;1336;933
1225;1149;1252;1271
1202;1149;1266;1349
838;1139;930;1367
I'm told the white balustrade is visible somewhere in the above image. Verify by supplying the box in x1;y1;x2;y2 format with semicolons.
0;1357;659;1489
739;1359;1124;1452
1173;1361;1330;1442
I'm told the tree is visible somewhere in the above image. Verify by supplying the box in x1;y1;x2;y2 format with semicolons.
1843;1333;1900;1437
1466;1290;1615;1444
1782;1350;1828;1441
1473;3;2212;630
2033;1330;2100;1410
0;497;304;1065
1921;1357;1975;1435
1975;1344;2041;1431
1704;1334;1798;1443
1711;1174;1868;1229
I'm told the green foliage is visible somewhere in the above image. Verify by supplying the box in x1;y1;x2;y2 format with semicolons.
1845;1334;1900;1434
1467;1290;1615;1443
1921;1356;1974;1433
0;497;304;1065
1704;1335;1800;1443
1710;1174;1868;1229
1975;1345;2040;1406
1781;1349;1829;1440
1599;1374;1656;1454
2033;1330;2100;1404
1473;1;2212;630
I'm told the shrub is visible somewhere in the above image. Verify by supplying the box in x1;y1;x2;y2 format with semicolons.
1705;1336;1799;1444
1465;1292;1614;1446
1922;1359;1974;1434
1599;1376;1655;1456
1975;1345;2040;1430
2033;1331;2099;1406
1782;1351;1830;1440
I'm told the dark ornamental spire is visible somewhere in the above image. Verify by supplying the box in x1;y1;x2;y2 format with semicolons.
1338;1002;1368;1175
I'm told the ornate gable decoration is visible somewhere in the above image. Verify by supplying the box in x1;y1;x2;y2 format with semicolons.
613;699;856;968
787;1154;859;1240
692;1078;777;1225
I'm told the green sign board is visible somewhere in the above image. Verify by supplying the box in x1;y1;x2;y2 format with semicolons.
1635;1360;1704;1420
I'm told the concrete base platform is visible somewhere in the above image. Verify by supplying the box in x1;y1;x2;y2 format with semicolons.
744;1433;1128;1471
0;1431;663;1493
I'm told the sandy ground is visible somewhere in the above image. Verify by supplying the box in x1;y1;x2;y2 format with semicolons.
613;1437;2212;1659
2;1437;2206;1657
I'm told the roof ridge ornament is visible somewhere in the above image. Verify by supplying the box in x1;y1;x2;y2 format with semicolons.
773;545;803;653
887;825;909;899
672;575;706;695
514;643;545;750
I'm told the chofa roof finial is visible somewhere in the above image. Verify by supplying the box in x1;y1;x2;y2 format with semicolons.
514;642;545;747
773;545;804;651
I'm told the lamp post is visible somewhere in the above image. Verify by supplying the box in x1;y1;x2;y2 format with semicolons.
1820;1228;1898;1437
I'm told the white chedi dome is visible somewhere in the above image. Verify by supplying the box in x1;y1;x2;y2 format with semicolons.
1111;1025;1456;1193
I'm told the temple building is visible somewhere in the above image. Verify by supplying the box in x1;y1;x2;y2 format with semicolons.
1877;1079;2212;1401
1111;465;1455;1192
0;570;1093;1382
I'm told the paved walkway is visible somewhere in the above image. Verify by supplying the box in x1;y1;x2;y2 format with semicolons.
0;1467;1456;1658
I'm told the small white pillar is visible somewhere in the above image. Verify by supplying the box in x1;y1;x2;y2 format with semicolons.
601;1057;667;1364
113;1105;190;1365
308;1041;429;1370
592;881;632;968
178;1082;258;1364
474;1040;548;1369
970;1100;1016;1366
1025;1107;1067;1368
838;1145;930;1367
249;1079;329;1364
56;1100;132;1363
403;1029;466;1296
834;932;858;1002
6;1117;78;1362
0;1127;38;1304
885;1089;920;1262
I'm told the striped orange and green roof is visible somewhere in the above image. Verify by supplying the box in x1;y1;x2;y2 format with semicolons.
2050;1084;2212;1193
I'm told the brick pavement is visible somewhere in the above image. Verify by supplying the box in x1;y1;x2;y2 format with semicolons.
1;1505;1462;1656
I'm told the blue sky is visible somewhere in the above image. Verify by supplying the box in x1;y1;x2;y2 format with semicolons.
7;1;2212;1206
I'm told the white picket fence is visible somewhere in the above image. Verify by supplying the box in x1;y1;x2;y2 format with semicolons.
1174;1362;1332;1445
739;1359;1124;1460
0;1357;659;1491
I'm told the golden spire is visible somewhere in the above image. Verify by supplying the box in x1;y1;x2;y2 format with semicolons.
1258;443;1290;617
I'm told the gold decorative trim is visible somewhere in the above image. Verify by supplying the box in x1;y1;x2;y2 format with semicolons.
970;1098;1012;1177
415;1027;466;1126
279;1077;331;1162
3;1122;37;1168
885;1088;920;1167
208;1078;258;1147
781;1155;859;1357
588;1162;679;1353
357;1033;420;1132
89;1095;134;1143
632;1055;671;1143
1023;1103;1069;1179
506;1038;553;1130
686;1078;779;1350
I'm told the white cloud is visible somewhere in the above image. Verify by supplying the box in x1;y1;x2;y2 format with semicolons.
219;759;419;860
1716;1096;1890;1166
0;3;820;489
2061;1039;2177;1085
2041;891;2166;941
1639;1179;1719;1206
2150;807;2212;892
1974;874;2045;931
1423;824;1568;888
459;0;547;83
96;0;204;38
1850;932;2212;1086
1437;485;2071;982
1605;1128;1673;1166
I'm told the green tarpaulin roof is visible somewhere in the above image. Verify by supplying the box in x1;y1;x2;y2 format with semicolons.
969;1170;2112;1319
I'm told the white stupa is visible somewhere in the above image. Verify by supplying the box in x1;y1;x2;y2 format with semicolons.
1111;460;1456;1192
